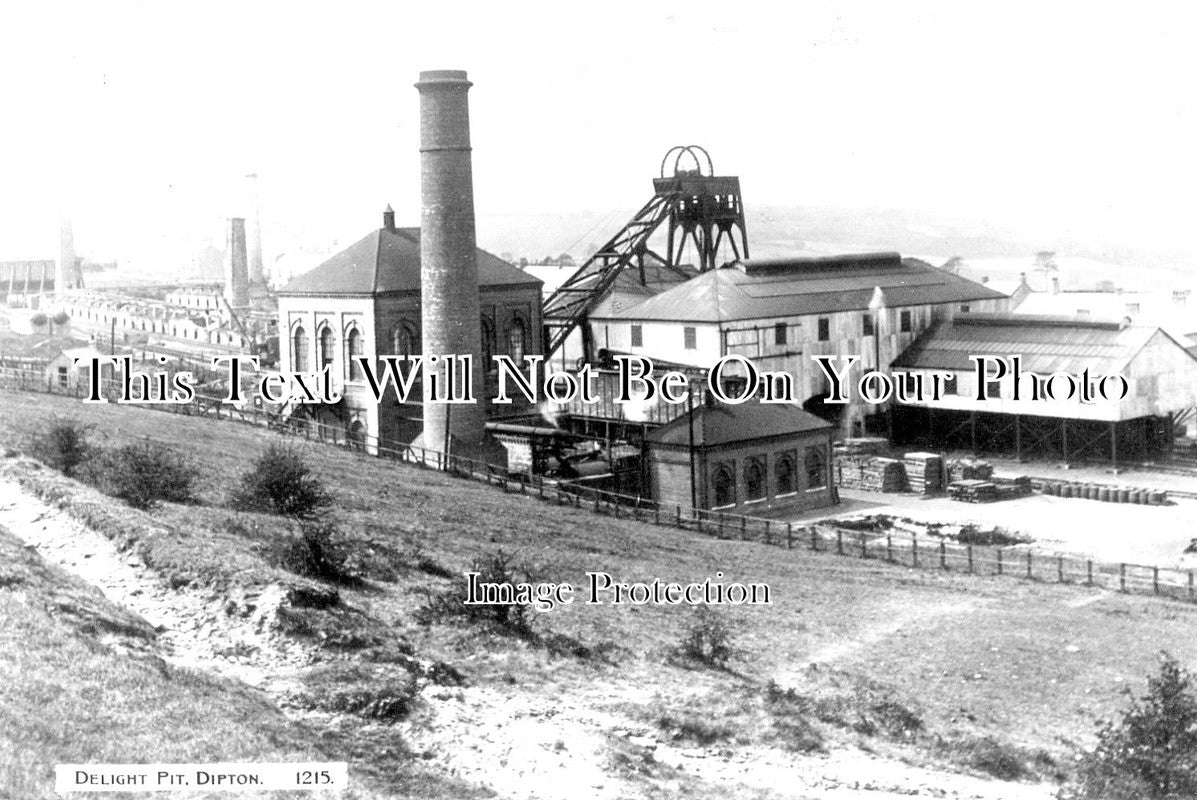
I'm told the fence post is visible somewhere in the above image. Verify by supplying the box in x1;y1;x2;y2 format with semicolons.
1026;550;1033;580
860;532;867;559
1190;571;1195;602
654;503;660;526
939;541;947;569
996;548;1003;576
1119;563;1126;592
718;513;725;539
594;492;601;513
763;520;770;545
1153;567;1160;594
836;529;844;555
912;535;919;568
886;533;893;562
1057;555;1064;583
1087;560;1094;586
786;522;793;550
967;545;974;574
676;505;682;528
740;516;747;541
810;526;818;551
537;478;544;499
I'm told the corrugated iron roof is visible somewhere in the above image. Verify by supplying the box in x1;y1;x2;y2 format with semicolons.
593;256;1006;323
647;400;833;448
278;227;540;296
891;313;1164;373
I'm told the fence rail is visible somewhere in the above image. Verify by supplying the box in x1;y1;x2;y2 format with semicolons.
2;365;1195;605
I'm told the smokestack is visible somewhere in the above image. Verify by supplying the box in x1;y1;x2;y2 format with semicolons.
1051;276;1060;295
56;219;74;294
245;174;266;287
413;69;504;466
224;218;250;307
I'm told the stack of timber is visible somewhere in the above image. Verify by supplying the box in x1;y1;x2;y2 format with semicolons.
836;455;909;492
948;458;993;481
904;452;946;494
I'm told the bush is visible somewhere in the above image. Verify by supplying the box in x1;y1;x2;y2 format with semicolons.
418;549;534;636
273;519;362;584
97;441;196;510
51;311;70;326
27;418;93;477
679;606;736;668
1064;653;1197;799
29;312;47;326
232;444;331;518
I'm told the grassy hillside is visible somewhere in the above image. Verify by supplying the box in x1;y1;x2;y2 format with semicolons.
2;389;1196;797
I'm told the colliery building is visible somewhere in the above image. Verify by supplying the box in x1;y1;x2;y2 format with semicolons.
276;208;543;448
587;252;1008;435
890;314;1197;464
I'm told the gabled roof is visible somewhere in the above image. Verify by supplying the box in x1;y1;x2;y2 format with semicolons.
278;226;541;297
592;253;1006;323
647;400;833;448
891;313;1172;374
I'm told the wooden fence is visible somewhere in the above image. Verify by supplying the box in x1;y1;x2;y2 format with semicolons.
2;365;1195;604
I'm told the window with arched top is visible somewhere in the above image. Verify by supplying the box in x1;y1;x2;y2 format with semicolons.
293;326;309;372
712;464;736;507
507;317;526;363
744;458;765;501
481;318;496;366
318;326;335;370
392;322;418;358
776;454;796;495
805;445;827;489
346;327;363;380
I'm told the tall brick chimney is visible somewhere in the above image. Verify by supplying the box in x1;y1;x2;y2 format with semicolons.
224;217;250;307
413;69;504;466
56;218;75;294
245;173;266;287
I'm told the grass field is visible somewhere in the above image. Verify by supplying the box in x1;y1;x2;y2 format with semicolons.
2;388;1195;797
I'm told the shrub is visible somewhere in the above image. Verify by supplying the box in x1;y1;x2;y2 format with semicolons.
418;549;535;636
51;311;70;326
98;441;196;510
679;606;736;668
29;312;47;326
232;444;331;518
1064;652;1197;799
27;418;93;477
273;519;362;584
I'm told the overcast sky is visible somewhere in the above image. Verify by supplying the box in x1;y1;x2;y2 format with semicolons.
1;1;1194;270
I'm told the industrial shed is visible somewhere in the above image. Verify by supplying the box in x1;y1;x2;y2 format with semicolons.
890;314;1197;464
589;252;1007;435
645;400;836;514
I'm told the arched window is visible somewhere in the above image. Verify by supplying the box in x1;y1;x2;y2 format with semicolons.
776;454;795;495
712;463;735;507
481;318;496;366
346;327;363;380
507;317;526;363
293;326;309;371
744;458;765;501
318;326;335;370
392;322;418;358
805;446;827;489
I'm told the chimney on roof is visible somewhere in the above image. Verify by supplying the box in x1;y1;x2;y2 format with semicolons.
981;276;989;284
382;204;396;231
1051;276;1060;295
1019;271;1027;286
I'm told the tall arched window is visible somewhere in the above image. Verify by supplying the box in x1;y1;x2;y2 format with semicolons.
318;326;335;371
744;458;765;501
293;326;309;371
712;463;735;507
392;322;418;358
481;317;496;366
805;445;827;489
507;317;526;363
346;327;363;380
776;454;796;495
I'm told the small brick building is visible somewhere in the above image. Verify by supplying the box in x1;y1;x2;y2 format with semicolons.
645;400;837;513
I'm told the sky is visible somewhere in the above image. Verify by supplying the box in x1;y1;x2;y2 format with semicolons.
1;1;1194;272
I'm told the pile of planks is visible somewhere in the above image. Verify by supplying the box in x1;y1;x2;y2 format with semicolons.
949;457;993;481
836;454;909;492
904;452;946;494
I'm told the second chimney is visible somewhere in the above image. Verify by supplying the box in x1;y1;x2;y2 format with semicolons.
224;218;250;307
